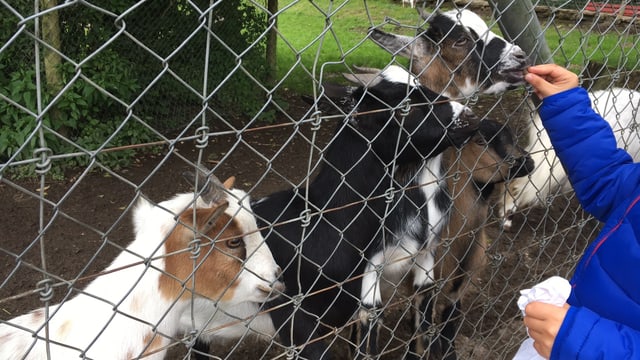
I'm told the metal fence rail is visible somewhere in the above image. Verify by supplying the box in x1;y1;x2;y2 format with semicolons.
0;0;638;359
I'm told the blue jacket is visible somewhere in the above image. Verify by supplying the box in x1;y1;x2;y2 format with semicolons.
540;87;640;359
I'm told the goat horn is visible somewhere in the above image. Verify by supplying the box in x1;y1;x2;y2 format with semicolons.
416;7;432;21
182;166;227;205
352;65;382;74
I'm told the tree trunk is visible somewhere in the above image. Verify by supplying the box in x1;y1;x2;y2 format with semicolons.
40;0;65;133
40;0;62;92
266;0;278;87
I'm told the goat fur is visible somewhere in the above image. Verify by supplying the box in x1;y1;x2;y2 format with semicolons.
0;176;283;360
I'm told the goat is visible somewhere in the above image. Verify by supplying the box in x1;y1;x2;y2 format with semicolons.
498;87;640;230
408;119;534;360
190;66;482;360
348;117;533;360
0;170;283;360
344;8;529;100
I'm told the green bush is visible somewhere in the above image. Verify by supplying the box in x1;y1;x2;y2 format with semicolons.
0;0;270;177
0;50;155;175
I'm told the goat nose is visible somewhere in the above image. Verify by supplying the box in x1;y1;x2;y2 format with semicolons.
514;49;530;65
460;108;481;129
273;279;286;293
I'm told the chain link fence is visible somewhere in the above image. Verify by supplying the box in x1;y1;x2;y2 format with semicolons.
1;0;639;359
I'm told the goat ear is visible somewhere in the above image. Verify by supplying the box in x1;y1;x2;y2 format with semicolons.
198;201;230;236
222;176;235;190
369;28;422;59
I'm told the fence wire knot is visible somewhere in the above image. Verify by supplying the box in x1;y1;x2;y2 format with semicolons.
577;219;588;228
37;278;54;302
292;294;304;308
488;253;504;268
452;171;461;183
189;237;202;259
399;98;412;117
384;187;395;203
195;126;210;149
545;195;554;206
183;329;198;346
310;110;323;131
285;347;298;360
612;69;621;81
468;93;479;105
300;209;312;228
367;307;380;322
33;147;52;175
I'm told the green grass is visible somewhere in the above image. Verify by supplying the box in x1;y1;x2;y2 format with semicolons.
275;1;639;93
544;21;640;73
275;0;430;93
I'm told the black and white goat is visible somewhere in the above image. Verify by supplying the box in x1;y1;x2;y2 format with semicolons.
344;8;529;99
346;90;534;360
0;171;283;360
497;87;640;230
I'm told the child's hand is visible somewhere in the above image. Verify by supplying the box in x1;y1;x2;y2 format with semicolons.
525;64;579;99
524;301;570;359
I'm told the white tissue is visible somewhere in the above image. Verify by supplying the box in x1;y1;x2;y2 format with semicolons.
513;276;571;360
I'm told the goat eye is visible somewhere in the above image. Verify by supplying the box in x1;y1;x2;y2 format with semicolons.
226;238;243;249
454;37;469;47
475;138;487;146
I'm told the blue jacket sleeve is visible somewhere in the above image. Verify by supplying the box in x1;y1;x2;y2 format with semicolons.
539;87;640;221
551;306;640;359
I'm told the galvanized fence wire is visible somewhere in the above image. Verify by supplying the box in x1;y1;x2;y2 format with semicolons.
0;0;639;359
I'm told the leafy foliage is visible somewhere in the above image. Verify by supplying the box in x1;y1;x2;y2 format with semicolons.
0;0;269;176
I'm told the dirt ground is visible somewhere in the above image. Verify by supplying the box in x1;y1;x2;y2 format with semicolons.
1;66;638;359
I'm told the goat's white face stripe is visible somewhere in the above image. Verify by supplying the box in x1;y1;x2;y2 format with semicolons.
443;9;492;41
443;9;526;87
379;66;471;128
225;189;279;303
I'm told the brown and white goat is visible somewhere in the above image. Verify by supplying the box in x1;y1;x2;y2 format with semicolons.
409;119;534;360
0;171;283;360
